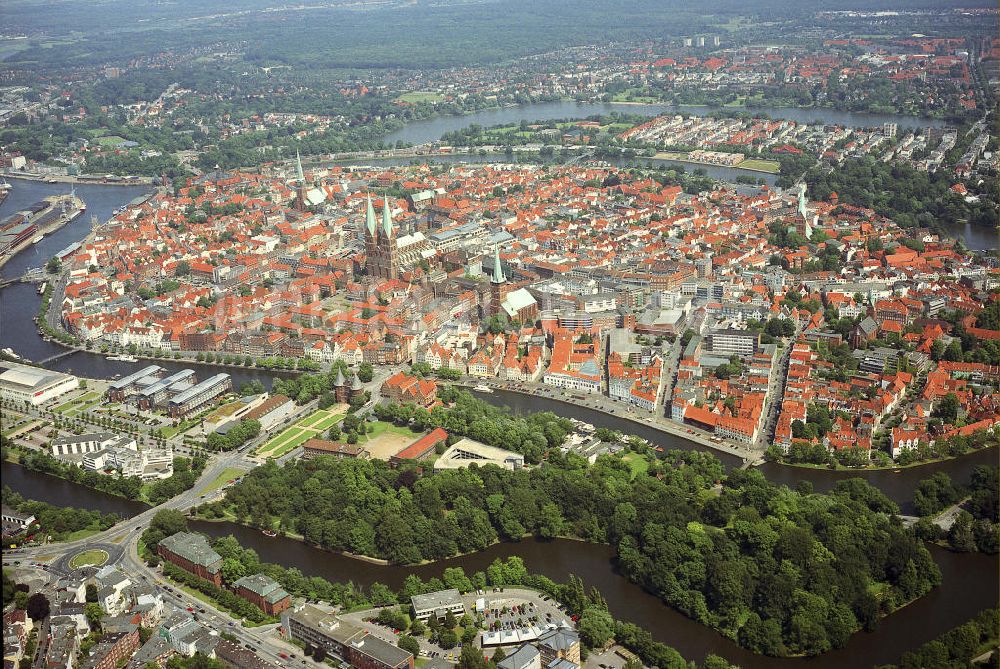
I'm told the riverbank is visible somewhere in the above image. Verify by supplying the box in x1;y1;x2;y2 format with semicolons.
651;151;780;174
1;171;154;186
769;443;998;473
0;194;85;270
459;381;755;465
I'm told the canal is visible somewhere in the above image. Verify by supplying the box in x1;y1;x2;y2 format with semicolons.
2;459;996;669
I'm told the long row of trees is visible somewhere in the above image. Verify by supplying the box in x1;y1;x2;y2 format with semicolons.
206;405;939;656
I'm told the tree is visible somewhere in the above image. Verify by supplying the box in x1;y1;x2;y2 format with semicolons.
85;583;98;602
221;558;247;583
397;635;420;657
932;393;960;423
948;511;976;552
358;362;374;383
578;607;615;647
457;644;488;669
27;593;50;621
438;629;458;649
84;603;105;632
46;257;62;274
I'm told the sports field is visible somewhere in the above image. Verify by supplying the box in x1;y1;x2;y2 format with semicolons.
255;409;345;459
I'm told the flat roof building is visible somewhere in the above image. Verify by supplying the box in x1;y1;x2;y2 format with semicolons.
410;589;464;622
433;439;524;471
0;366;78;406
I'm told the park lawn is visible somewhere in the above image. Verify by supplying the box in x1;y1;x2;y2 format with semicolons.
54;391;101;414
357;420;416;443
94;135;128;146
621;452;649;479
256;426;303;456
201;467;247;494
267;431;315;458
257;409;346;457
738;158;781;173
396;91;445;103
69;549;109;569
61;527;103;542
299;409;335;430
310;411;345;432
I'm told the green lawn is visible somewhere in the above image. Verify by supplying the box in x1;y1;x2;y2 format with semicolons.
54;391;102;414
256;409;345;457
357;420;416;444
396;91;445;103
69;549;109;569
94;135;128;146
62;528;102;542
621;452;650;479
201;467;247;494
739;158;781;174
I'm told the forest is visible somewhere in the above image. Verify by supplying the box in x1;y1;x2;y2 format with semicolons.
201;415;942;656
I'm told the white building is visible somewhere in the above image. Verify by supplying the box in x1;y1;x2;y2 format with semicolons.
0;367;78;406
434;439;525;471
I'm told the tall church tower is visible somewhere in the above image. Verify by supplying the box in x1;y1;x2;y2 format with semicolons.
293;150;307;211
364;195;399;280
490;245;506;318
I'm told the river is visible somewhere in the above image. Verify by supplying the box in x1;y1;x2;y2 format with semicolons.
2;459;996;669
383;101;948;146
472;389;999;512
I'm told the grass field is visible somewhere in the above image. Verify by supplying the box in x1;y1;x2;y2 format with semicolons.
738;158;781;173
396;91;445;103
94;135;128;147
621;452;650;479
201;467;247;494
69;549;109;569
255;409;345;458
54;391;102;416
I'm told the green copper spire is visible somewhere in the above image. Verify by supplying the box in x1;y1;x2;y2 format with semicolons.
365;193;377;237
295;150;304;184
491;245;506;284
382;195;393;239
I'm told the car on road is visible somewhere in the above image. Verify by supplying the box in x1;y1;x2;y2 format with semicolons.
187;607;194;612
279;654;289;660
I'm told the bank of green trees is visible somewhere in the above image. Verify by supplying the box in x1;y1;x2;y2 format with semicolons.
912;466;999;555
372;387;574;463
877;608;998;669
805;157;998;232
1;487;118;542
206;426;938;656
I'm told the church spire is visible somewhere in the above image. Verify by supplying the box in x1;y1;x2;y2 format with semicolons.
491;245;506;284
365;193;377;238
381;195;394;239
295;150;305;184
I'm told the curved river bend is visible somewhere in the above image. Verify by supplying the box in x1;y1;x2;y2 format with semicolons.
3;460;997;669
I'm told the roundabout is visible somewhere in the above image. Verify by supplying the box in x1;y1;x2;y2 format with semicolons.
69;549;109;569
52;542;124;575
